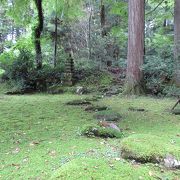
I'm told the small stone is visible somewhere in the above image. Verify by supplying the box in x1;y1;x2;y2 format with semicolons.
164;154;180;169
76;86;87;95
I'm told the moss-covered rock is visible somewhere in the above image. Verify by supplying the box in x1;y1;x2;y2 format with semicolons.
81;125;123;138
121;134;180;164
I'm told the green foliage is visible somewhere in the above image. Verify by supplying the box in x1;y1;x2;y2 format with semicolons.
142;55;174;95
44;0;84;22
75;58;100;72
1;0;32;25
110;1;128;18
163;85;180;97
0;49;34;81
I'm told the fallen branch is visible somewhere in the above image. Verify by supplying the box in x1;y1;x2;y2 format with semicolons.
171;99;180;111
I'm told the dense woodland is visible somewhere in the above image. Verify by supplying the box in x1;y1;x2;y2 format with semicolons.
0;0;180;180
0;0;179;96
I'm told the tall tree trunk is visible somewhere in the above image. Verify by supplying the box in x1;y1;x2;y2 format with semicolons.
100;0;106;37
174;0;180;87
53;0;58;67
34;0;43;69
124;0;145;95
88;4;92;60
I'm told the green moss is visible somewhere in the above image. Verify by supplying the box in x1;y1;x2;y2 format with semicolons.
81;125;123;138
121;134;180;162
0;94;179;179
50;158;178;180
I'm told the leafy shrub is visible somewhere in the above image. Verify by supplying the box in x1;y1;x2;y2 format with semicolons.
163;85;180;97
0;49;34;87
75;58;100;73
0;49;63;91
142;55;174;95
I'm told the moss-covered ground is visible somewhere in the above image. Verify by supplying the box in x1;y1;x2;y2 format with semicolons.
0;92;180;179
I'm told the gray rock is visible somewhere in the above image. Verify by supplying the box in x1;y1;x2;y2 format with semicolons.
164;154;180;169
76;86;87;95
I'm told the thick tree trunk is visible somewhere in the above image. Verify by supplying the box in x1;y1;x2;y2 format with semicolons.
34;0;43;69
174;0;180;87
124;0;145;95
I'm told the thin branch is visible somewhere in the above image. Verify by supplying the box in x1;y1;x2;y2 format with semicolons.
146;0;165;16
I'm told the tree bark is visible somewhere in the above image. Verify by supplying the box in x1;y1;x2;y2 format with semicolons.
174;0;180;87
34;0;43;69
53;0;58;67
88;4;92;60
100;0;106;37
124;0;145;95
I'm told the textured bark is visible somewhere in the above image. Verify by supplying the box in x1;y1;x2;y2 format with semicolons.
100;0;106;37
124;0;145;95
34;0;43;69
174;0;180;87
88;5;92;60
53;0;58;67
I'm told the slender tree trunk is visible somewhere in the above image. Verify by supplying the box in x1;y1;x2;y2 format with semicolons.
174;0;180;86
88;5;92;60
0;33;4;53
34;0;43;69
100;0;106;37
53;0;58;67
124;0;145;95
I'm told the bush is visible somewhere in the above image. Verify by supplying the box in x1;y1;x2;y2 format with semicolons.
142;55;174;95
0;50;63;91
0;49;35;89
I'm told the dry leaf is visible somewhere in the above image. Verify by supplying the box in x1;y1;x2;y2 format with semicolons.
149;171;154;176
12;147;20;154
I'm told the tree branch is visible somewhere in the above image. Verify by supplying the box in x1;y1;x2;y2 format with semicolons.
146;0;165;16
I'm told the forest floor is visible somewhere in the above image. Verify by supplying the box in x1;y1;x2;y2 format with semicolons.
0;92;180;179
